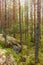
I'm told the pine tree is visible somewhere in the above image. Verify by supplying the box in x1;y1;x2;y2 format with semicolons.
34;0;41;63
19;0;22;49
30;0;33;42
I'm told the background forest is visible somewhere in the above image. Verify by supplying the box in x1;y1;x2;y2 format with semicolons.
0;0;43;65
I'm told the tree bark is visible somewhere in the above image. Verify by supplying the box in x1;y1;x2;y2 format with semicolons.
30;0;33;42
19;0;22;47
34;0;41;63
4;0;7;45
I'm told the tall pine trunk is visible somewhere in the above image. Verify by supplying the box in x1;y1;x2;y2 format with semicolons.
19;0;22;50
13;0;16;38
4;0;7;45
0;0;1;32
30;0;33;42
25;0;28;41
34;0;41;63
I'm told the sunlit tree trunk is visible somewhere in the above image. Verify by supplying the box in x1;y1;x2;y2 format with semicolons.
34;0;37;43
0;0;1;21
30;0;33;42
4;0;7;45
0;0;1;32
19;0;22;48
42;7;43;36
42;7;43;25
7;0;10;29
1;0;5;32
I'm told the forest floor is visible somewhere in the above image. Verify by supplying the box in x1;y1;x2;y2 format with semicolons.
0;34;43;65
